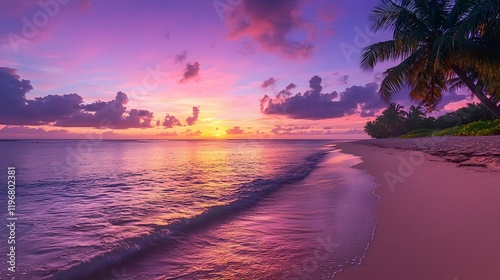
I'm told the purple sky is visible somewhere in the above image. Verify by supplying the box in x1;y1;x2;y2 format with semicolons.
0;0;472;139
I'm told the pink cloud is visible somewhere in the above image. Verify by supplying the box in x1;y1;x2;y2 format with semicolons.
182;129;202;137
226;126;245;135
226;0;314;58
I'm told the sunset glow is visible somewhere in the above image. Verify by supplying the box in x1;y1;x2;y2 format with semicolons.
0;0;474;139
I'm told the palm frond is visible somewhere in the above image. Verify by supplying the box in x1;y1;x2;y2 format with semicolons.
360;40;418;72
446;0;477;27
454;0;500;39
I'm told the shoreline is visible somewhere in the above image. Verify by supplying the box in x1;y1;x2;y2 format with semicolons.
334;137;500;280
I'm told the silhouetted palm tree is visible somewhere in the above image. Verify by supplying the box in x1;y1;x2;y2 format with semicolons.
364;103;408;137
361;0;500;118
382;103;408;135
406;105;428;129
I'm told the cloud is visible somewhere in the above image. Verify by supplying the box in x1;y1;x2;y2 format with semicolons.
162;106;201;128
186;106;200;126
0;126;133;139
285;83;297;91
227;0;314;58
157;131;178;137
226;126;245;135
54;92;155;129
270;125;365;135
271;125;311;134
340;75;349;84
260;76;442;120
0;126;71;138
258;75;462;119
182;129;202;136
261;77;277;89
175;51;188;63
162;114;182;128
271;126;323;135
180;62;200;83
0;67;155;128
261;75;376;119
259;81;299;111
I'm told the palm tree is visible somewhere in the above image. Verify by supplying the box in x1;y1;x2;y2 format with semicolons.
364;103;408;137
361;0;500;118
381;103;408;135
406;105;427;129
408;105;426;120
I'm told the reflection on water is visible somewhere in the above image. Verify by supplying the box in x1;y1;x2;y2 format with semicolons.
108;150;378;279
0;139;344;278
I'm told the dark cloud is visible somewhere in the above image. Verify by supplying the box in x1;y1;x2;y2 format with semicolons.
340;75;349;84
175;51;188;63
227;0;314;58
285;83;297;91
276;89;293;100
180;62;200;83
259;82;298;111
0;67;79;125
186;106;200;126
323;126;332;130
259;75;470;119
261;77;277;89
226;126;245;135
0;68;155;128
261;75;380;120
54;92;155;129
260;74;470;119
162;114;182;128
309;75;323;93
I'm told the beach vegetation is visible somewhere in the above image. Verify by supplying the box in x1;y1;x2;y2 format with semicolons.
365;102;500;138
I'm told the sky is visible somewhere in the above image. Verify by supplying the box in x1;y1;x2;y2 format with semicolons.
0;0;473;139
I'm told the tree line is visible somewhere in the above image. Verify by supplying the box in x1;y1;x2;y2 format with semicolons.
364;103;496;138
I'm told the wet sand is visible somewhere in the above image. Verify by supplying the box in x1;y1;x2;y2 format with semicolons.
335;137;500;280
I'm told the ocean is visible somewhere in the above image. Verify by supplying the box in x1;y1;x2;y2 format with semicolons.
0;139;378;279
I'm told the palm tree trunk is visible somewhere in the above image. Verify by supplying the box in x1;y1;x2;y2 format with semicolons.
451;65;500;119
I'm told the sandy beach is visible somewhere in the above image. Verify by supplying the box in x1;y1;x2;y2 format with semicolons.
335;136;500;280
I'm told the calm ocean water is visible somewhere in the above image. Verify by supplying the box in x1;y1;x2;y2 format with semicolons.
0;140;378;279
